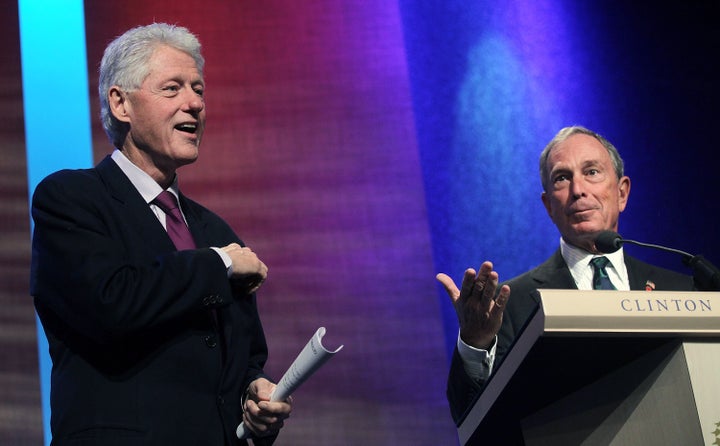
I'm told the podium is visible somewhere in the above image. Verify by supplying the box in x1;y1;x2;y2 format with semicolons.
457;290;720;446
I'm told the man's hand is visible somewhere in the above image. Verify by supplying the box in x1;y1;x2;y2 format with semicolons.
436;261;510;349
242;377;292;438
221;243;268;293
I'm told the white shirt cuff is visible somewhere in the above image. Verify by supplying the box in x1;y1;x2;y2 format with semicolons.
457;332;496;382
210;247;233;278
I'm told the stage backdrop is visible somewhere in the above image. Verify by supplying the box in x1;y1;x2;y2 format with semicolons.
1;2;41;445
401;0;720;354
4;1;720;445
21;1;454;445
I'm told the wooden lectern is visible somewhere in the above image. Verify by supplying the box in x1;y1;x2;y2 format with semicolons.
457;290;720;446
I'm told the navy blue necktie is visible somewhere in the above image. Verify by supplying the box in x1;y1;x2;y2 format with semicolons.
591;256;616;290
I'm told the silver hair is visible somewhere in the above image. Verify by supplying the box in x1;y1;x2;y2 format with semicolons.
99;23;204;148
539;125;625;191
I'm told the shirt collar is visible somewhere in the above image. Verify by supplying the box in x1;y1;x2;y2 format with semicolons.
110;149;180;203
560;236;629;289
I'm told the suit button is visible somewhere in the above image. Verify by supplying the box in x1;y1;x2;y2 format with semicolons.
205;294;221;305
217;395;225;405
204;335;217;348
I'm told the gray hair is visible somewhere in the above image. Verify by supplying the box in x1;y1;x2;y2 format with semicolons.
539;125;625;191
99;23;204;148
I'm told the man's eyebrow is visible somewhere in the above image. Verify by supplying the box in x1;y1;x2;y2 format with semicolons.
549;165;571;176
581;159;603;169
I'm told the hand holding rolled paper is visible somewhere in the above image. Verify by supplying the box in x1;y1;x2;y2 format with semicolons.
237;327;343;439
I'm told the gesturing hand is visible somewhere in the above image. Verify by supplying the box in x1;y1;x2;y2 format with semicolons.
436;261;510;349
221;243;268;294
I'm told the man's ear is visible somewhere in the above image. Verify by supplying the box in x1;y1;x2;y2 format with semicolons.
108;86;130;123
617;176;631;212
541;191;552;218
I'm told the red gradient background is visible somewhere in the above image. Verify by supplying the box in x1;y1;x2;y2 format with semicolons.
1;1;455;444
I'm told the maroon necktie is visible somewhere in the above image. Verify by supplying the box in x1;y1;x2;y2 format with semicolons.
153;191;196;250
154;192;222;353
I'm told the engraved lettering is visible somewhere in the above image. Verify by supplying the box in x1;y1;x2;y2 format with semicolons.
621;299;632;311
619;298;713;312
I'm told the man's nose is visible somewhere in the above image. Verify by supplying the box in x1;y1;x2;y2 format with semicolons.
183;90;204;112
569;179;587;198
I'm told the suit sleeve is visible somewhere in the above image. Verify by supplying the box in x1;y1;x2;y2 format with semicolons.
447;346;486;423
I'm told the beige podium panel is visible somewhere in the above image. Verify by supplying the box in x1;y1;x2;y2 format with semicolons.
457;290;720;446
684;342;720;445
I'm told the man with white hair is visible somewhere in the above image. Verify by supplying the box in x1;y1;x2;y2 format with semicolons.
31;23;291;445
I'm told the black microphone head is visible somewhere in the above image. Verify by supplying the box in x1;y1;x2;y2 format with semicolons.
595;230;622;253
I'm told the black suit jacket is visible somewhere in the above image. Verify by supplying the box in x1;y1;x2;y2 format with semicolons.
447;248;694;424
31;156;271;446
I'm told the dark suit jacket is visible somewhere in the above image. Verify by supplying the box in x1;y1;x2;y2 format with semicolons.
447;248;694;424
31;156;271;446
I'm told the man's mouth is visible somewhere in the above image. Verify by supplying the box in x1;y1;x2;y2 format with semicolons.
175;123;198;134
567;207;596;218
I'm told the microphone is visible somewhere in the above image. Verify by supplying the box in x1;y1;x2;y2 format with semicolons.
594;230;720;291
594;231;623;254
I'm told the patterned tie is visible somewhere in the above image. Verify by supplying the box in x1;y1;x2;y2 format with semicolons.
153;191;196;250
591;256;616;290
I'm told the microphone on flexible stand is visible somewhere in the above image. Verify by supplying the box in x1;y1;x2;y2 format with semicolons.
594;230;720;291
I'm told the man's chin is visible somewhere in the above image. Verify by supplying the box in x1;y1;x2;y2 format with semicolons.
564;225;607;249
174;146;200;166
175;157;198;168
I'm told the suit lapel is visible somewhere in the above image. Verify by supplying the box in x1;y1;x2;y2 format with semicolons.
624;254;655;290
95;156;230;359
178;194;211;248
95;156;177;253
177;193;233;360
531;249;578;290
534;250;665;291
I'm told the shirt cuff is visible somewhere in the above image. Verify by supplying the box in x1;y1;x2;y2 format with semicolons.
210;247;233;278
457;332;496;382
